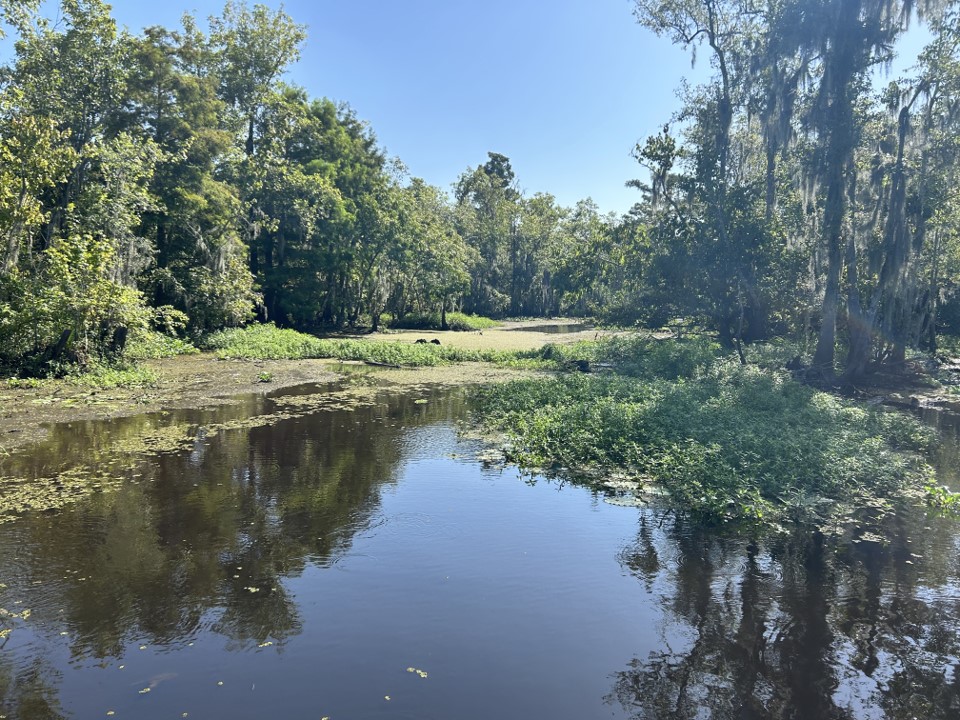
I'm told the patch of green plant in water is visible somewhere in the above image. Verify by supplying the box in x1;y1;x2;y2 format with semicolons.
0;382;404;522
125;329;198;360
0;468;126;521
926;483;960;516
202;323;517;365
473;344;938;528
65;362;158;389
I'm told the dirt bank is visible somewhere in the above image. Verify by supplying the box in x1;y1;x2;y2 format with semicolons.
0;319;594;452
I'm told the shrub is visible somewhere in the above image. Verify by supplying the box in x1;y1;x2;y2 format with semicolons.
0;235;152;375
390;312;499;331
473;352;936;527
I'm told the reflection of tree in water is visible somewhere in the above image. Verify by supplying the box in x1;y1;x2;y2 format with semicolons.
610;511;960;719
0;655;65;720
0;388;463;670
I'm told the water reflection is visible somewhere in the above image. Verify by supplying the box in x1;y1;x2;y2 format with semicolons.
1;382;959;719
0;385;466;717
611;511;960;719
504;322;592;334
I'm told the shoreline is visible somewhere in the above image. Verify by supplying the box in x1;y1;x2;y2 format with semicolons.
0;319;598;453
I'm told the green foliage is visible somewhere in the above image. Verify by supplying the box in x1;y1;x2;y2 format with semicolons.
65;361;158;388
4;376;44;389
125;331;197;360
125;305;197;359
530;334;721;378
0;235;150;373
474;338;936;527
926;483;960;516
201;323;510;366
390;312;498;332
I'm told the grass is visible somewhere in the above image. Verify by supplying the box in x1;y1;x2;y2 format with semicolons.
2;330;192;389
125;329;198;360
201;323;517;366
473;336;944;527
389;312;499;332
65;362;158;389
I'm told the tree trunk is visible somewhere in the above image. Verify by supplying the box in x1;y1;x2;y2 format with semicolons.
811;1;861;376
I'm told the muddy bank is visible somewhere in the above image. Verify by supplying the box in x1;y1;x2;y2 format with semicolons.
0;318;592;453
0;355;343;452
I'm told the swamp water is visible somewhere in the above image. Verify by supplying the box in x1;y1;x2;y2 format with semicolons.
0;381;959;720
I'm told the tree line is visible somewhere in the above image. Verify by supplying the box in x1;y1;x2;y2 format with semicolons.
3;0;960;383
628;0;960;381
0;0;631;374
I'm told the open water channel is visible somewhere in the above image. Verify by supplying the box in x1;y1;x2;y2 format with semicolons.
0;378;958;719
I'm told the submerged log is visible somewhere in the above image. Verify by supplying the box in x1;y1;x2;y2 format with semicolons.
363;360;402;369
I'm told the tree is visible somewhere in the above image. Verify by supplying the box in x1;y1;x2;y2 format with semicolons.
209;1;306;158
455;152;522;316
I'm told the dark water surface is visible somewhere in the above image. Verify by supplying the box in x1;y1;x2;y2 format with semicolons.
1;383;959;719
506;322;592;334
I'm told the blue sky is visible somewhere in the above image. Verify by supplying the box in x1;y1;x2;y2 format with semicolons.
8;1;936;214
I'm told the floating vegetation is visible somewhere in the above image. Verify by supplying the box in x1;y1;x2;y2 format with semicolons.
0;381;410;522
0;604;32;640
474;346;940;529
0;468;126;523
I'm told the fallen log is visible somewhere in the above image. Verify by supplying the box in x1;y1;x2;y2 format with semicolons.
362;360;403;369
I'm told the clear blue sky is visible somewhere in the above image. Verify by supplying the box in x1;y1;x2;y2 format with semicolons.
11;1;936;214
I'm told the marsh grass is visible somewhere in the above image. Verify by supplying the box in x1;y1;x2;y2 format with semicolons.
66;362;159;388
202;323;516;366
474;338;939;526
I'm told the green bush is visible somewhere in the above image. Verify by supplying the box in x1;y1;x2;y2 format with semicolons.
473;355;936;527
390;312;499;331
529;334;721;378
0;235;152;375
125;306;199;359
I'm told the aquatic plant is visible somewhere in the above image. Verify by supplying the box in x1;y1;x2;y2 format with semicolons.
473;339;938;527
201;323;515;366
